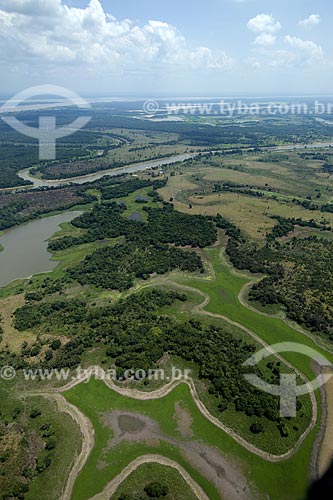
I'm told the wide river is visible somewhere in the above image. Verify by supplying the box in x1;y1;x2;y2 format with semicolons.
0;154;194;288
18;153;195;189
1;143;333;288
16;143;333;189
0;211;82;288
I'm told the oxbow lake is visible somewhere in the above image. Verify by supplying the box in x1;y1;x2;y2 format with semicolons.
0;211;82;288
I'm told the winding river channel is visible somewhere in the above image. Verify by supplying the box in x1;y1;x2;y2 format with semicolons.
18;153;195;189
0;143;333;288
0;154;194;288
16;143;333;189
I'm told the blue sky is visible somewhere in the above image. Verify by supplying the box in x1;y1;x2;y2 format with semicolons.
0;0;332;96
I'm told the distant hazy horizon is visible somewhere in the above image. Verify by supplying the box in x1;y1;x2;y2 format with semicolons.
2;93;333;102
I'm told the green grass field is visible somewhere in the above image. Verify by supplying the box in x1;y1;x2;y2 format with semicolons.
159;150;333;239
175;247;333;373
110;462;199;500
65;378;317;500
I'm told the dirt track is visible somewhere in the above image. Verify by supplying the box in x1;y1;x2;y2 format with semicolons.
318;369;333;476
81;454;210;500
50;394;95;500
56;358;315;464
98;410;251;500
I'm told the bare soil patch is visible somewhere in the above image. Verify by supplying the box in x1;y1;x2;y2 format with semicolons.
0;294;34;351
101;410;253;500
174;401;193;438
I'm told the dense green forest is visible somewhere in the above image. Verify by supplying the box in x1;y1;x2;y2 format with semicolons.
99;177;165;200
214;214;333;339
249;237;333;339
48;200;215;290
49;202;217;252
69;242;203;291
13;288;304;436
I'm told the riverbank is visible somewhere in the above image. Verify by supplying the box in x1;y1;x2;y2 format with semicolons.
0;210;82;288
2;140;333;194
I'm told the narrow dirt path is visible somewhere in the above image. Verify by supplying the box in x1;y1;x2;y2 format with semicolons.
87;454;210;500
49;359;315;464
38;393;95;500
318;368;333;476
162;279;318;459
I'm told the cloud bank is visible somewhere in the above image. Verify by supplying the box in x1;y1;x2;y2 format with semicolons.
0;0;231;70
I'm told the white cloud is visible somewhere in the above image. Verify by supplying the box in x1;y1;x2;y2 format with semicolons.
248;35;325;70
0;0;231;70
247;14;281;34
298;14;320;28
254;33;276;46
284;35;323;60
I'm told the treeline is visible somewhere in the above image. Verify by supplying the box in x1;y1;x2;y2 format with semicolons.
213;214;275;274
34;152;174;180
212;181;333;215
267;216;331;242
100;178;166;200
